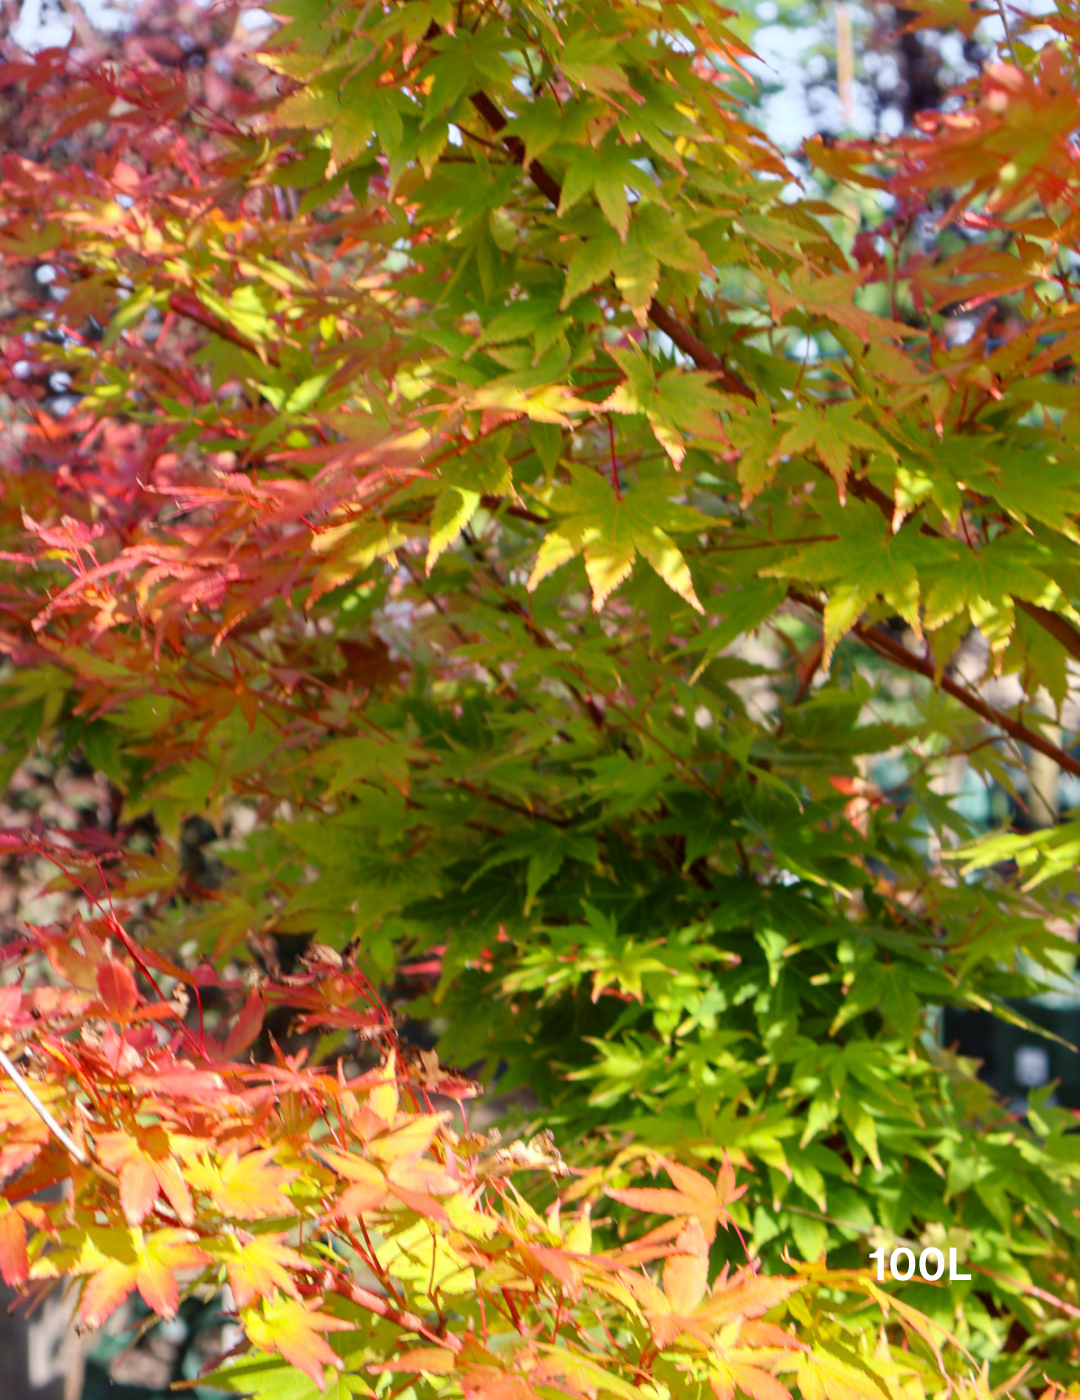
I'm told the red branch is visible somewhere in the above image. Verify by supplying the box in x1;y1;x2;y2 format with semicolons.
790;591;1080;781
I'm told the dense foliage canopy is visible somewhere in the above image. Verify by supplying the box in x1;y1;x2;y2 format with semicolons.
3;0;1080;1395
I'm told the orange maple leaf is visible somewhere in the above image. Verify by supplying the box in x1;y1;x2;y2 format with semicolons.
606;1153;746;1242
209;1229;306;1308
711;1359;793;1400
0;1202;28;1286
627;1220;802;1351
96;1125;195;1226
34;1224;211;1328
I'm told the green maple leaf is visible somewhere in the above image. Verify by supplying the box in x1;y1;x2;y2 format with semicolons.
274;69;406;169
882;441;965;529
922;535;1058;654
476;291;592;362
562;207;707;326
556;134;653;241
964;438;1080;543
615;72;698;171
420;29;512;127
474;825;600;914
206;1355;370;1400
426;431;515;572
768;501;933;663
603;343;732;466
728;405;787;503
243;1298;354;1390
562;217;624;311
564;217;661;326
1007;607;1070;710
503;97;595;169
528;463;707;612
426;488;481;572
560;33;639;100
773;402;899;500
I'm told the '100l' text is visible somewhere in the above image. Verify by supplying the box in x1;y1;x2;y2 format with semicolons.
869;1247;971;1282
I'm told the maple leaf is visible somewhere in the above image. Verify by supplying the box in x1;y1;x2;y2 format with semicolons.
420;28;512;126
207;1230;305;1308
475;291;581;361
711;1359;793;1400
663;1218;710;1313
697;1270;804;1330
320;1154;388;1219
772;403;899;502
803;136;889;190
626;1218;800;1351
899;0;991;36
95;959;140;1016
96;1125;196;1226
759;268;920;345
371;1347;458;1376
556;134;651;241
185;1149;297;1221
367;1047;401;1125
923;535;1057;656
319;1136;456;1220
562;206;707;326
767;500;932;664
502;97;592;169
243;1297;353;1390
729;405;789;504
559;32;640;101
426;434;519;572
0;1202;28;1286
606;1154;746;1243
466;379;589;429
527;463;706;612
34;1224;210;1327
794;1348;893;1400
221;984;268;1061
603;344;732;467
426;487;481;573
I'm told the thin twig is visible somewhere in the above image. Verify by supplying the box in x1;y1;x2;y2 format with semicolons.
0;1044;88;1164
992;0;1022;68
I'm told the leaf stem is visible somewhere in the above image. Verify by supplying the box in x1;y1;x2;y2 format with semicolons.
606;415;622;500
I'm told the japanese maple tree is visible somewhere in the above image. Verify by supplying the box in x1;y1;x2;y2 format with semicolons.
2;0;1080;1394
